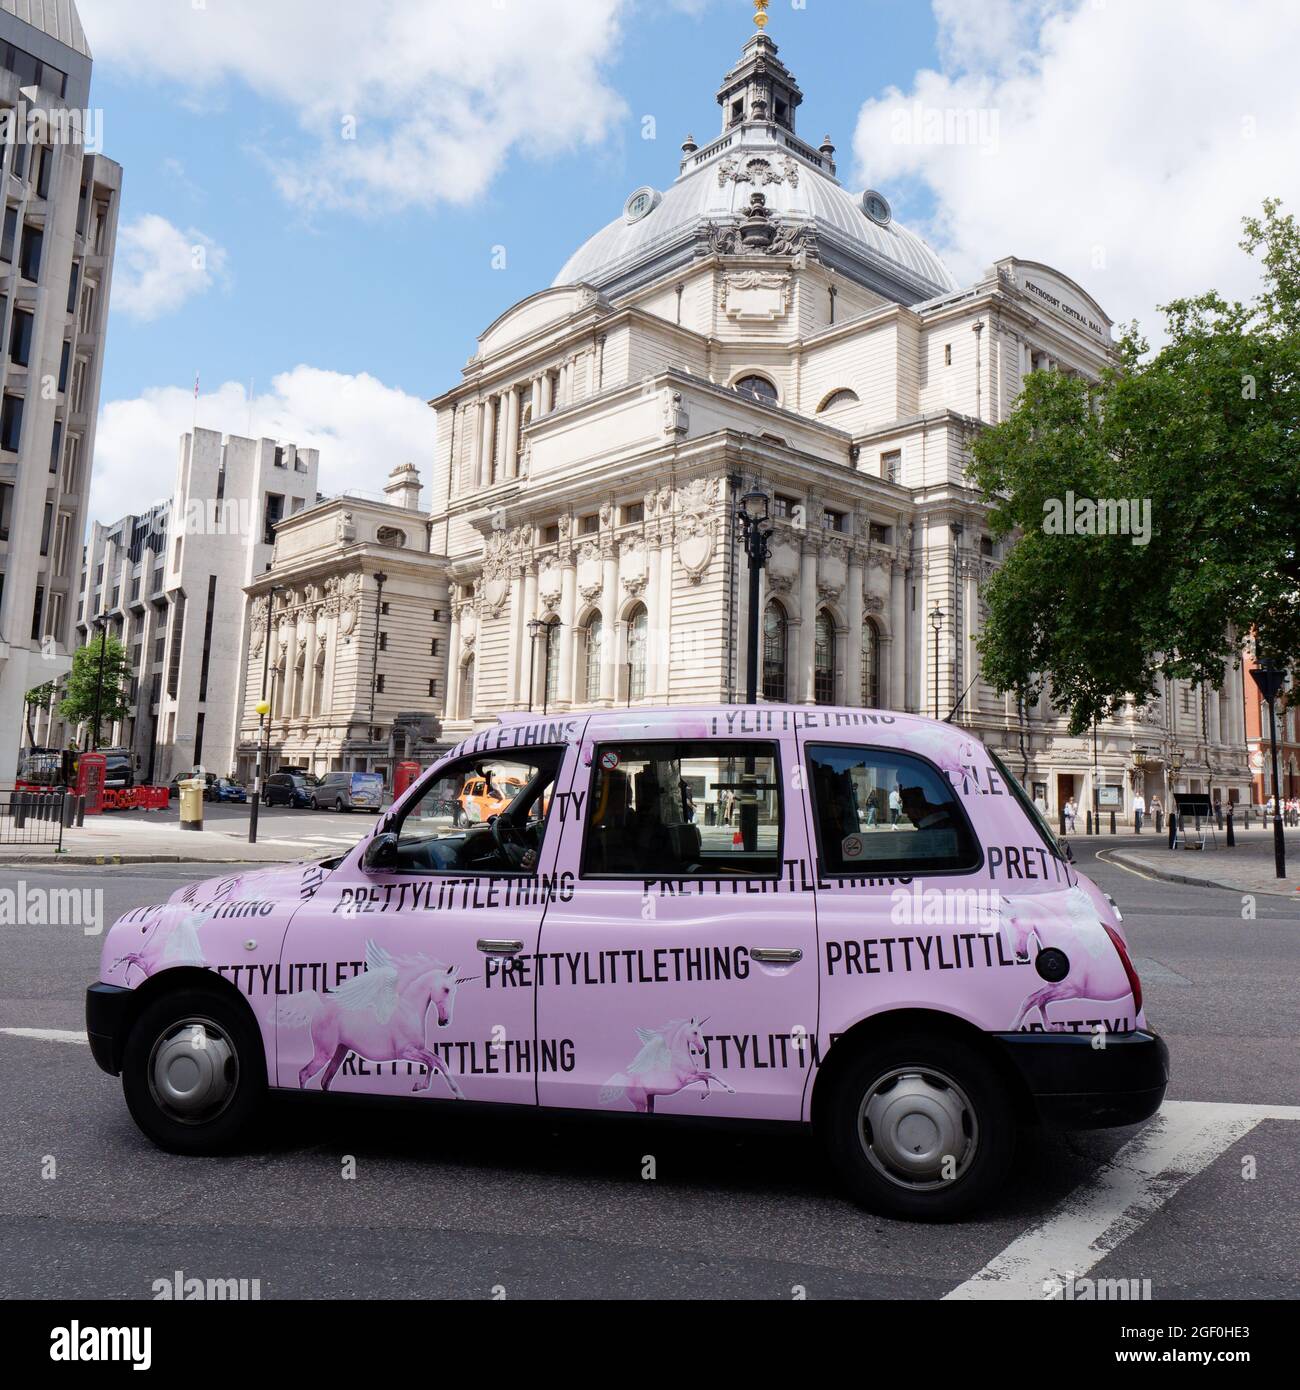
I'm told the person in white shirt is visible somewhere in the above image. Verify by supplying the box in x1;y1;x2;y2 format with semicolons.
1133;792;1146;832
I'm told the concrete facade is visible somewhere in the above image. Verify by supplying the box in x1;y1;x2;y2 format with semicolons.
60;430;319;782
0;0;120;780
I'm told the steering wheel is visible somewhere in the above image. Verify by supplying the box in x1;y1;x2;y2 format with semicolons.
491;813;534;870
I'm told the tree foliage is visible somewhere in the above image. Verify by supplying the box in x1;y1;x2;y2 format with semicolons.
971;199;1300;734
58;632;132;747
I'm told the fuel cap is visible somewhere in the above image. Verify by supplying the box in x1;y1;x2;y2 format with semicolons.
1035;947;1070;982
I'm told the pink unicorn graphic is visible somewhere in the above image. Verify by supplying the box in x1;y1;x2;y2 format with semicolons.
600;1017;736;1113
278;939;475;1097
998;889;1134;1031
114;910;207;983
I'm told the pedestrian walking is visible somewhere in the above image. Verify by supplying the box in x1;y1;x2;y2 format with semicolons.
1063;797;1077;834
1133;791;1146;832
888;785;902;825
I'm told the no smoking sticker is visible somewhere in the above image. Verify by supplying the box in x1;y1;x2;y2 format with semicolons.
841;834;863;860
600;751;620;771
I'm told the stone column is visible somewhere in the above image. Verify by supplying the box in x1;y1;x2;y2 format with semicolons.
476;397;494;487
504;388;521;480
645;540;662;699
558;558;577;706
599;547;618;704
504;570;524;709
521;568;539;709
656;530;674;701
531;377;543;421
798;544;818;703
446;603;461;719
845;556;864;706
889;561;906;711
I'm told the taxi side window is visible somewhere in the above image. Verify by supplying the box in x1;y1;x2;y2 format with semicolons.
582;740;782;879
807;743;981;876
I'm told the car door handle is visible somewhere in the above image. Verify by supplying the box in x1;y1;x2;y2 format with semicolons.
477;938;525;956
750;947;803;964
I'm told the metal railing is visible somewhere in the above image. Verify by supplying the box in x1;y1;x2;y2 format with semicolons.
0;788;69;848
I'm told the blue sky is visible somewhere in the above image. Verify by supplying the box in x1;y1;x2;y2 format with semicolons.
92;1;940;406
74;0;1299;517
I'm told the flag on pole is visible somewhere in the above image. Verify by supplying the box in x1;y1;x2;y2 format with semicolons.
194;372;200;398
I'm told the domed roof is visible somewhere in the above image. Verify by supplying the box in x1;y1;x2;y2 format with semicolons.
553;34;958;304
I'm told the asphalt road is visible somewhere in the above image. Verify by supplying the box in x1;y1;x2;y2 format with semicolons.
1;847;1296;1300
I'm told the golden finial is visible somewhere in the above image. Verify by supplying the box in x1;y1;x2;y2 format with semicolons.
753;0;769;31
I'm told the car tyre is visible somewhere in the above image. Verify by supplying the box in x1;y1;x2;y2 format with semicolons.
121;986;266;1155
821;1031;1016;1221
335;797;345;812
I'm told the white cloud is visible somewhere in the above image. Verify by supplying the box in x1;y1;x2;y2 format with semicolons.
79;0;631;213
90;367;436;523
852;0;1300;332
111;214;228;321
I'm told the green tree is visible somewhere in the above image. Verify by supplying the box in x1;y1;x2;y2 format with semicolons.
58;632;132;749
971;199;1300;734
23;680;60;746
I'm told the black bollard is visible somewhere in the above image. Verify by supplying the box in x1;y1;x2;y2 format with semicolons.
1226;807;1236;847
1059;808;1066;836
1110;810;1117;834
1086;810;1093;835
1168;812;1177;848
1155;807;1163;833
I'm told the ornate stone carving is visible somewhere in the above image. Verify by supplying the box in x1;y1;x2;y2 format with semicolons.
675;476;717;585
720;270;791;323
718;155;797;188
662;389;689;436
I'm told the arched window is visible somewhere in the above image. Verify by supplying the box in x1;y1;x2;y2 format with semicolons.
459;655;475;716
376;526;406;547
543;617;562;710
762;600;787;701
817;389;860;413
312;647;325;716
814;610;836;705
583;612;603;703
292;650;306;716
861;618;881;708
734;374;779;405
627;604;648;700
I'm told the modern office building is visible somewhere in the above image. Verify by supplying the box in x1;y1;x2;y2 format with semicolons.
64;429;320;782
0;0;121;781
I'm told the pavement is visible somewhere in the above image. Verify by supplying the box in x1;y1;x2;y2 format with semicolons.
0;801;373;865
0;846;1296;1300
1068;825;1300;900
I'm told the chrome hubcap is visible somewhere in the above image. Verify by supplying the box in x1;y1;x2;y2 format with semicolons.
147;1017;237;1125
858;1066;978;1190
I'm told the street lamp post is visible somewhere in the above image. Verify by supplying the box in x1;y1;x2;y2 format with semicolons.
89;618;109;751
248;584;287;844
1249;656;1288;879
526;618;546;712
929;606;944;721
737;486;772;704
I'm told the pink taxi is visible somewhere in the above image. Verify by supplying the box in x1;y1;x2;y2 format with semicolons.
87;706;1167;1219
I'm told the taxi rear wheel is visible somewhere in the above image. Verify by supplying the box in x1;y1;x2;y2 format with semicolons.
823;1032;1015;1220
121;987;265;1154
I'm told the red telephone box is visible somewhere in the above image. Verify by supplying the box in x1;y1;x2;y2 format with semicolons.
394;761;421;798
77;752;107;815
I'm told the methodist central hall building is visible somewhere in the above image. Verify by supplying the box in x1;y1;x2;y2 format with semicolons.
241;26;1250;818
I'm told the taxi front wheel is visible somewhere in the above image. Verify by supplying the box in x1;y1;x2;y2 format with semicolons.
822;1032;1016;1221
121;988;266;1155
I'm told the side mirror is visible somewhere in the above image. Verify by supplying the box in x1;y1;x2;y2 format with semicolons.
1057;836;1075;863
361;832;398;874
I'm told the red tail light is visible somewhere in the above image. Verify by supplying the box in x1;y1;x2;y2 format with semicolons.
1103;924;1143;1016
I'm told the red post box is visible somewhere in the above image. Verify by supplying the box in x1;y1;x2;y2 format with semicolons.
394;761;421;798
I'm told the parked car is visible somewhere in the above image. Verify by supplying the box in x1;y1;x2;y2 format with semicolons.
205;778;247;804
85;705;1166;1220
310;771;384;812
263;772;317;808
167;771;216;801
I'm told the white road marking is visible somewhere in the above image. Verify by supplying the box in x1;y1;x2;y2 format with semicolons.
0;1027;89;1044
945;1100;1300;1300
